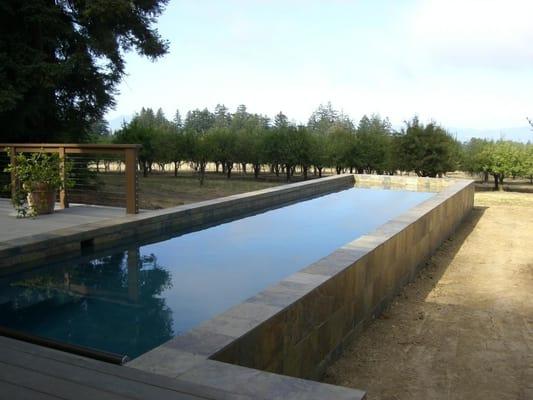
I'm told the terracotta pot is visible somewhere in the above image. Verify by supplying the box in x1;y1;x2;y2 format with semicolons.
27;183;56;215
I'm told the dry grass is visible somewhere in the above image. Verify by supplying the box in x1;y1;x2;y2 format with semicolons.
324;191;533;399
138;174;283;209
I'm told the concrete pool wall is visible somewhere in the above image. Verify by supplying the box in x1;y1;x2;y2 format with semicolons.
128;176;474;396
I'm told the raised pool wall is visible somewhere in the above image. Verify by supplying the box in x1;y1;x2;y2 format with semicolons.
129;175;474;388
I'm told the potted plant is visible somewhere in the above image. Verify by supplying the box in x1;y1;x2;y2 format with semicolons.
4;149;72;217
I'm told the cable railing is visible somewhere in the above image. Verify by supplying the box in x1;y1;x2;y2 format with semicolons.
0;144;141;214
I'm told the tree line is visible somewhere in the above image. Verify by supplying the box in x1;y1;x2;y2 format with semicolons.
94;103;532;187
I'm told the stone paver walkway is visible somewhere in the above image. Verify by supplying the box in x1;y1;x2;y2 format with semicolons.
0;198;124;243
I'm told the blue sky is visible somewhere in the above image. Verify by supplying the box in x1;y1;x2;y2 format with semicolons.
106;0;533;141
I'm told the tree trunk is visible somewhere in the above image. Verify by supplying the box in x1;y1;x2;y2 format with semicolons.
483;171;489;183
303;165;308;180
174;161;179;177
253;164;260;179
318;167;323;178
241;163;247;174
336;166;342;175
285;164;291;182
199;163;206;186
274;164;279;177
226;162;233;179
493;174;499;190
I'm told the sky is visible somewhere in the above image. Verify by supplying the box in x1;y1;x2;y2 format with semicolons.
106;0;533;141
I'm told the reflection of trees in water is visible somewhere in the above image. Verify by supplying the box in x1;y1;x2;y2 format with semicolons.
0;248;174;358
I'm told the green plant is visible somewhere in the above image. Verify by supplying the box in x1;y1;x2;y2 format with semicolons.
4;149;73;217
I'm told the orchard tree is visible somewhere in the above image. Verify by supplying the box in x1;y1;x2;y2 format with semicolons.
293;126;313;180
234;113;269;178
396;117;459;177
327;124;356;174
356;115;393;174
0;0;169;142
462;138;492;182
115;119;157;177
310;132;329;177
207;127;237;178
114;107;174;176
482;141;525;190
524;144;533;183
308;102;339;133
183;108;215;184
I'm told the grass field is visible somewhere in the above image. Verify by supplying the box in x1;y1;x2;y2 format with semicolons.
137;173;286;209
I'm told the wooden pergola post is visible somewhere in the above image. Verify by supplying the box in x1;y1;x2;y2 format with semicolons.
9;146;16;202
125;147;139;214
58;145;68;209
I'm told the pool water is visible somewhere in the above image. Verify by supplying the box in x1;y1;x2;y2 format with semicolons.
0;188;432;358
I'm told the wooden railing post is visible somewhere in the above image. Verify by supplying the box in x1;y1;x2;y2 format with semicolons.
125;147;138;214
9;146;16;202
58;145;68;209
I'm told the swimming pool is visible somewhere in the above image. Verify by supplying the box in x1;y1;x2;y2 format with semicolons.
0;187;433;359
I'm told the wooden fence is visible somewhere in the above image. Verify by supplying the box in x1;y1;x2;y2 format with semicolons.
0;144;141;214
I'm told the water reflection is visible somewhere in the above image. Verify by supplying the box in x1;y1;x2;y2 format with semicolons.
0;248;173;358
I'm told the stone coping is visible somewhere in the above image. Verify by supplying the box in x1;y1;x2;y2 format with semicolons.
0;174;353;272
128;176;474;399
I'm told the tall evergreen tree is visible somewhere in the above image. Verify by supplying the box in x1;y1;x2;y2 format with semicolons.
0;0;169;142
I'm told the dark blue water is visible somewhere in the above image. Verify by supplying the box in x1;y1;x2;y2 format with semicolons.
0;188;432;358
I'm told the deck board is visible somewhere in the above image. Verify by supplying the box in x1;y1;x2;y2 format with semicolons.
0;379;62;400
0;336;244;400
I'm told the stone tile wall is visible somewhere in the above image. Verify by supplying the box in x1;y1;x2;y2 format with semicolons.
209;178;474;379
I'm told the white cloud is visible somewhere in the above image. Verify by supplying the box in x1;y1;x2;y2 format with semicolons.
410;0;533;68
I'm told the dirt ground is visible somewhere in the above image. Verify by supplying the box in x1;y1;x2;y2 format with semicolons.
324;191;533;400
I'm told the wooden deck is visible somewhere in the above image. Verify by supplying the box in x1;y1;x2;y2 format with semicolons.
0;335;249;400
